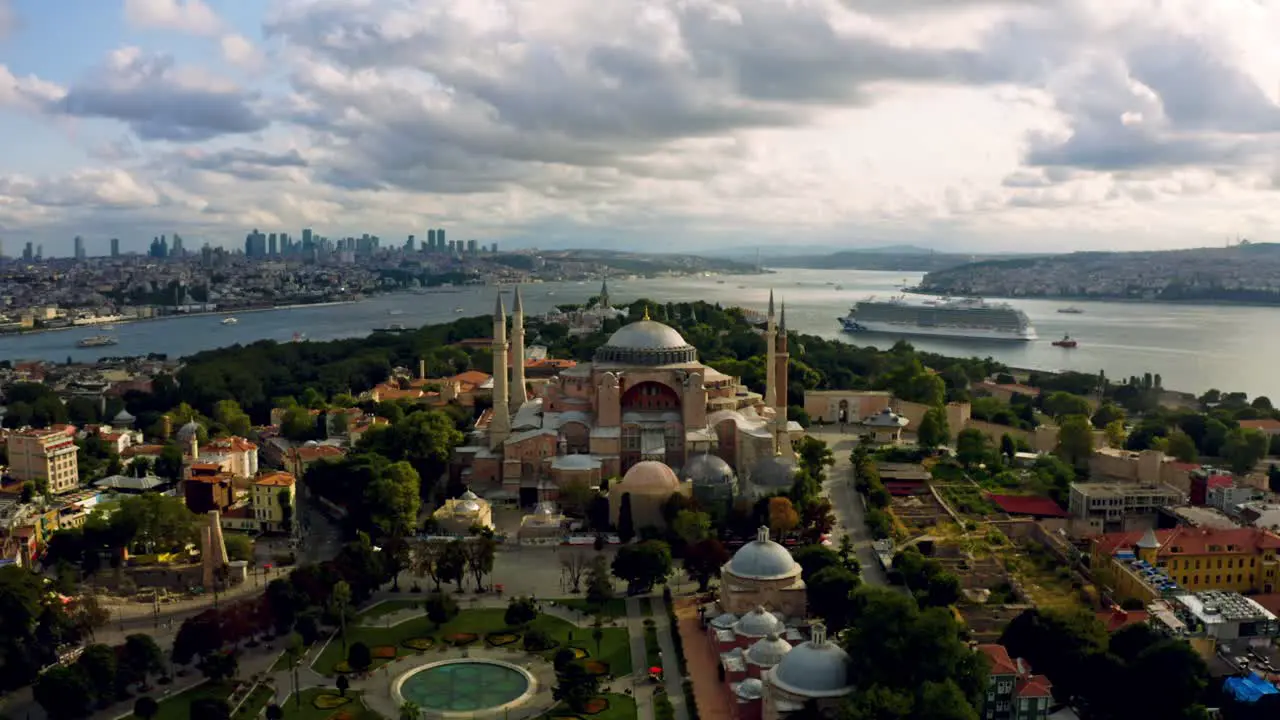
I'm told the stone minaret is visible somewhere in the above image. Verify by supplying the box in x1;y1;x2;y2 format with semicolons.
510;286;527;410
775;301;792;458
599;276;610;308
764;290;776;411
489;294;511;448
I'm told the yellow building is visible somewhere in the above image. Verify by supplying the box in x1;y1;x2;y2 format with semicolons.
8;427;80;494
250;471;296;533
1092;527;1280;604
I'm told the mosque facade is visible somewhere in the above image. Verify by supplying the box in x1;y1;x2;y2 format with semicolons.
456;287;802;508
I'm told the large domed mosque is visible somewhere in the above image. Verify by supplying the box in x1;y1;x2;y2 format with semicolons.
455;285;802;509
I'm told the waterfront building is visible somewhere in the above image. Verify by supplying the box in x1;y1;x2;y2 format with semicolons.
7;426;80;494
455;287;801;507
1092;526;1280;603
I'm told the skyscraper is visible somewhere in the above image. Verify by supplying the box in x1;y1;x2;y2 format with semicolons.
427;229;437;251
302;228;313;248
405;235;415;251
73;236;85;260
23;242;33;261
438;228;446;248
110;238;119;257
172;234;185;256
467;239;478;255
268;233;278;256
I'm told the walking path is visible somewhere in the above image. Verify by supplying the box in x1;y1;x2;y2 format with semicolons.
623;597;656;720
649;596;690;720
672;597;731;720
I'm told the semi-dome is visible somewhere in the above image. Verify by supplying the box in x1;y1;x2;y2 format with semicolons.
683;453;735;486
594;315;697;365
735;606;786;638
734;678;764;701
770;624;852;698
749;454;798;489
617;461;681;495
746;633;793;667
727;527;801;581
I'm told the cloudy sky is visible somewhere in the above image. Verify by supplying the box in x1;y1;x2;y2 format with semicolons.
2;0;1280;256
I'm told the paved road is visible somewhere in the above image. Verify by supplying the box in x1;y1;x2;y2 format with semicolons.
624;597;656;720
650;596;690;720
812;428;892;587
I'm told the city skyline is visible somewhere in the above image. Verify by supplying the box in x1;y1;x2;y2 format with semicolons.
2;1;1280;253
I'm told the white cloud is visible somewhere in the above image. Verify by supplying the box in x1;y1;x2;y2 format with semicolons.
220;34;264;71
3;0;1280;251
123;0;221;36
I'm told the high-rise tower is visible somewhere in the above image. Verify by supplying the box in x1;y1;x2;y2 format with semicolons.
489;295;511;448
510;286;527;410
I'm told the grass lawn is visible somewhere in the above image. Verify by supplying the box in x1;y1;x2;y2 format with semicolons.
137;681;233;720
312;607;633;678
555;597;629;619
234;683;275;720
357;599;421;623
542;693;637;720
279;689;379;720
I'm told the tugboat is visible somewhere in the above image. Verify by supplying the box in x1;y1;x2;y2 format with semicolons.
1052;334;1078;348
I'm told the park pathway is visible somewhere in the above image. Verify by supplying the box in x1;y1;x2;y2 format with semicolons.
624;597;657;720
650;596;690;720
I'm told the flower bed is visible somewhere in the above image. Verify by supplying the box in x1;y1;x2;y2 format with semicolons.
372;645;397;659
486;633;520;647
402;637;434;651
333;662;352;674
582;697;610;715
568;648;589;660
313;694;351;710
581;660;609;676
444;632;478;646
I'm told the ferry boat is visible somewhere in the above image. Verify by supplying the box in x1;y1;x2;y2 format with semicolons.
1057;307;1084;314
221;317;238;325
77;335;118;348
839;296;1037;341
1052;335;1078;348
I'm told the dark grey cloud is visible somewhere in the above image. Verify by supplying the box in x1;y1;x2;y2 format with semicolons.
1127;37;1280;134
55;51;268;142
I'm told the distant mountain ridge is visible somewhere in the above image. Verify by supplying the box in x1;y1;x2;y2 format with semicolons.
917;243;1280;306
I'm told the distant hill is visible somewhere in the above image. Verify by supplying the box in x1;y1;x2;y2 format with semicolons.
918;243;1280;305
542;249;759;276
767;248;1001;272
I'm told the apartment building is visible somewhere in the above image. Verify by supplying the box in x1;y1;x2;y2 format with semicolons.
977;644;1052;720
7;427;80;494
1068;481;1186;534
1092;527;1280;603
250;471;296;533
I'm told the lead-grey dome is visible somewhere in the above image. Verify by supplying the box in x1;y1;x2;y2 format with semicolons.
594;319;697;365
684;453;735;486
112;408;135;425
727;527;801;581
177;420;201;441
735;606;786;638
770;629;852;698
746;633;792;667
750;454;798;488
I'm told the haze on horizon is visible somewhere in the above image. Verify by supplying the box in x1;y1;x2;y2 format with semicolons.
2;0;1279;256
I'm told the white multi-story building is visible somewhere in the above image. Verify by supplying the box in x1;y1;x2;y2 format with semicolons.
8;427;80;494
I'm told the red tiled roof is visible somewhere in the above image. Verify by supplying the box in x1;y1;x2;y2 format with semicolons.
1248;594;1280;616
205;436;258;453
289;445;346;462
1239;419;1280;431
252;471;295;487
989;494;1068;518
1093;527;1280;557
1015;675;1053;699
977;644;1019;675
977;380;1041;396
1097;606;1149;633
1204;474;1234;489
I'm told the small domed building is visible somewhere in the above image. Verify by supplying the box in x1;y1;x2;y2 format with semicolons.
762;623;853;720
860;407;910;445
718;527;806;616
111;408;135;429
683;452;737;521
432;489;495;535
744;453;799;499
609;460;689;529
517;501;567;544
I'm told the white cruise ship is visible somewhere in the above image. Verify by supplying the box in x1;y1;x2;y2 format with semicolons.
840;296;1037;341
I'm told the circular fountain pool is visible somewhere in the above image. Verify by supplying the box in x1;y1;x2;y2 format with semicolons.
393;659;536;716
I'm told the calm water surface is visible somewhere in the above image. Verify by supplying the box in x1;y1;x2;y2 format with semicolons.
0;268;1271;399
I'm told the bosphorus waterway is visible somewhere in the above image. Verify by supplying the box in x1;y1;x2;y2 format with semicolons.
2;268;1274;400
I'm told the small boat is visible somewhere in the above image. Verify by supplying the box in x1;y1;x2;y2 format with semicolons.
834;284;843;291
1057;307;1084;314
387;309;405;316
454;307;465;313
374;323;407;333
99;324;117;330
221;317;238;325
77;335;118;348
1052;335;1078;348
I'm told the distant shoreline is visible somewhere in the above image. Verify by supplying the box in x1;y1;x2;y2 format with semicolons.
0;299;363;338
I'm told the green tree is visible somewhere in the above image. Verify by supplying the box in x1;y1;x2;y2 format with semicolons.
122;633;165;685
438;541;467;591
1223;428;1269;475
917;407;950;449
134;697;160;720
1165;430;1199;463
76;643;118;705
611;540;672;593
1000;433;1016;461
424;591;458;628
277;489;294;533
672;509;711;545
154;444;185;480
330;581;352;652
1044;392;1092;420
364;461;421;536
223;534;253;562
348;642;373;673
684;538;730;591
33;666;94;720
336;675;350;698
1091;402;1125;429
1055;414;1094;468
955;429;989;469
197;650;238;682
505;596;538;627
806;566;860;631
1104;419;1127;448
280;406;317;441
212;400;252;437
796;436;835;483
585;554;614;607
617;493;635;543
552;660;600;712
190;698;231;720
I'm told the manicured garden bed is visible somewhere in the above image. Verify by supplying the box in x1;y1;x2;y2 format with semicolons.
402;637;434;651
312;694;350;710
444;632;479;646
487;632;521;647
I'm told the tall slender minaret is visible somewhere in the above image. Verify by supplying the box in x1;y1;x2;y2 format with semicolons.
599;276;610;308
510;286;527;410
489;294;510;448
764;290;777;410
775;301;792;458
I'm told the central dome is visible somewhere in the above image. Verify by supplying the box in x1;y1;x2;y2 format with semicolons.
727;527;801;581
595;318;697;366
617;461;681;495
